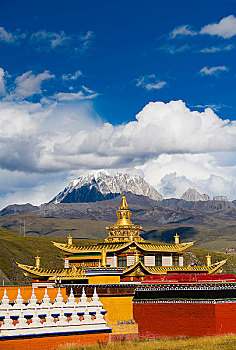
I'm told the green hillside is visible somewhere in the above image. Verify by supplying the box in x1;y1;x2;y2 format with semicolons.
0;226;64;285
0;225;236;285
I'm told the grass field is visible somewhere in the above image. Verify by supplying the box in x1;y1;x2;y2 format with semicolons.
55;334;236;350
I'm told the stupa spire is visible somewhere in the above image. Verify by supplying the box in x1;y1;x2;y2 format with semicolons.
119;193;128;210
105;193;143;243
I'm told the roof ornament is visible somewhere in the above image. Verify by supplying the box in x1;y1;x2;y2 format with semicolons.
206;254;211;267
67;235;73;245
174;233;180;245
35;256;41;268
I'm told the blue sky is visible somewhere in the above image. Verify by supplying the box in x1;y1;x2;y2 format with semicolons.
0;0;236;207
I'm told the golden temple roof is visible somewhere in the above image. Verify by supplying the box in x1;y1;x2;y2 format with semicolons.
16;262;87;279
53;240;195;254
17;259;227;280
123;259;227;276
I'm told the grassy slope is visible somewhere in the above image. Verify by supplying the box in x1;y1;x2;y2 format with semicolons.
0;212;235;251
56;335;236;350
0;226;64;285
0;225;236;285
0;213;112;239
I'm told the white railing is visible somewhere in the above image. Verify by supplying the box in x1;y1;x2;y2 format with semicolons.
0;287;109;337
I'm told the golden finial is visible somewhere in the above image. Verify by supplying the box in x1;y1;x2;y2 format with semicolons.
119;193;128;210
174;233;180;245
35;256;41;268
206;254;211;266
67;235;73;245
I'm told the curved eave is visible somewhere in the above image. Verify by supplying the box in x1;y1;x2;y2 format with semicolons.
52;240;195;254
135;241;195;253
122;259;227;275
52;241;132;254
16;262;86;278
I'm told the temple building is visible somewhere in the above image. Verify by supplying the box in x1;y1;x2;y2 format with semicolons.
17;194;226;285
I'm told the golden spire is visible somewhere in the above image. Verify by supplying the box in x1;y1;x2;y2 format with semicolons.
115;193;133;226
174;233;180;245
119;193;128;210
105;193;143;243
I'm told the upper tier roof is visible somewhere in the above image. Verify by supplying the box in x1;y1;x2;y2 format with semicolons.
52;240;195;254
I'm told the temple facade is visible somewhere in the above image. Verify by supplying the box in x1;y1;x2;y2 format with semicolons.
17;194;226;285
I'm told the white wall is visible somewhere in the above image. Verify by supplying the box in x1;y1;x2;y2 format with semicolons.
179;256;184;266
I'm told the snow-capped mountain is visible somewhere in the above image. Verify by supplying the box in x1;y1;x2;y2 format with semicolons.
50;172;163;203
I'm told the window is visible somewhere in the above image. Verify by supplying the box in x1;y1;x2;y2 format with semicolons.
155;255;162;266
117;256;127;267
173;256;179;266
140;255;144;264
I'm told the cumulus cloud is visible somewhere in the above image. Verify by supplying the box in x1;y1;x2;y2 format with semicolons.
138;153;236;200
170;25;197;38
200;15;236;38
0;99;236;175
0;100;236;206
6;70;55;100
199;66;228;76
136;75;167;90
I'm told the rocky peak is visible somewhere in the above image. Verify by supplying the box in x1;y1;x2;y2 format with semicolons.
213;196;228;202
180;188;210;202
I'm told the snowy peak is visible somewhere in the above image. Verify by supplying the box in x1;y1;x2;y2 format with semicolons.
180;188;210;202
50;172;163;203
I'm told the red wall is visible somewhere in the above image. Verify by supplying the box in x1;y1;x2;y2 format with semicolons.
134;303;236;338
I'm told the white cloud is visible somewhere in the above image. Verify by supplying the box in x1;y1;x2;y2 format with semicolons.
0;27;16;43
171;25;197;38
0;68;6;96
136;74;167;90
30;30;71;50
159;44;190;54
0;99;235;175
0;100;236;206
200;15;236;38
139;153;236;200
200;44;234;53
199;66;228;76
79;30;95;51
62;70;82;81
53;86;99;101
6;70;55;100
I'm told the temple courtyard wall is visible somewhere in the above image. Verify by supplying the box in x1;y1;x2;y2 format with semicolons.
133;302;236;338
